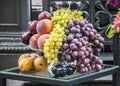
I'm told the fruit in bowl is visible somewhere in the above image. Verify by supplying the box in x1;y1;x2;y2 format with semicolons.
18;57;34;72
36;19;53;35
38;11;51;20
37;34;49;49
21;31;32;45
29;34;40;49
18;53;47;72
34;56;48;71
20;9;104;75
29;20;38;35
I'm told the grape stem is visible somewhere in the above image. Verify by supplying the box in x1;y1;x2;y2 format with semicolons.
88;43;93;48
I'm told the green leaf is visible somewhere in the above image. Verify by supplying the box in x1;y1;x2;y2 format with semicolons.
105;24;114;38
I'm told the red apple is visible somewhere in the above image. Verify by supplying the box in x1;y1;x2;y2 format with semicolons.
37;34;49;49
21;31;32;45
38;11;51;20
36;19;53;35
29;20;38;35
29;34;40;49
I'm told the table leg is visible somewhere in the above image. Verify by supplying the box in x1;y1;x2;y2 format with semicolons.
113;72;120;86
0;77;6;86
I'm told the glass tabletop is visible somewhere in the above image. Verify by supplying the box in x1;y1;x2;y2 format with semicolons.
0;64;119;82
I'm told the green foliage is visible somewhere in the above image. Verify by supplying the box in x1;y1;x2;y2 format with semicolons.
105;24;114;38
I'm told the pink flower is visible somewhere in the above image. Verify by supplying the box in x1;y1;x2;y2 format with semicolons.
113;13;120;33
113;13;120;27
107;0;120;7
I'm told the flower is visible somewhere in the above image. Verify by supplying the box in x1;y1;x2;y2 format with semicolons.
113;13;120;33
106;0;120;38
113;13;120;27
106;0;120;7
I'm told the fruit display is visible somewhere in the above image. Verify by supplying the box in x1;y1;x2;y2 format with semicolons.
44;8;83;64
58;19;104;74
18;53;48;72
20;8;104;77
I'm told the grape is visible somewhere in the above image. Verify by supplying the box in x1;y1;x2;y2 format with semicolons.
70;43;77;50
98;43;104;48
83;58;90;66
67;33;74;41
84;67;89;72
65;54;73;62
87;65;92;71
57;18;104;74
86;23;93;29
67;20;74;28
83;19;88;24
92;29;97;34
95;64;102;71
72;51;78;59
80;47;86;51
73;19;79;25
76;42;82;48
79;38;84;42
62;43;69;50
96;59;103;65
76;60;82;65
85;27;91;32
63;38;67;43
84;31;89;36
98;36;104;42
94;53;100;56
79;64;85;68
81;27;86;32
79;68;86;73
93;48;101;53
65;29;70;35
75;33;82;38
79;20;85;27
78;51;85;59
89;31;95;37
83;36;88;41
84;50;89;56
75;25;81;29
70;27;77;33
81;40;88;46
95;33;101;38
86;47;92;53
94;40;100;45
91;64;95;70
72;38;79;44
76;28;81;33
64;49;69;54
92;55;99;62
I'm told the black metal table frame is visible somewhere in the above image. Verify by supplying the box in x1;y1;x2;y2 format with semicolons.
0;65;119;86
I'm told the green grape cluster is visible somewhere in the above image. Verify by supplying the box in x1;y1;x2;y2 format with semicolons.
44;8;83;64
44;25;66;63
52;8;83;26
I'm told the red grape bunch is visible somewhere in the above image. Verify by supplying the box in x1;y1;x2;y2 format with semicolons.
58;19;104;74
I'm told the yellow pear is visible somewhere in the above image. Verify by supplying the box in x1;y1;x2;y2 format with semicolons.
34;56;48;71
18;54;30;63
30;53;40;60
18;57;34;72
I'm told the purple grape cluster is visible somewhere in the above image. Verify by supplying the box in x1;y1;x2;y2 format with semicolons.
58;19;104;73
